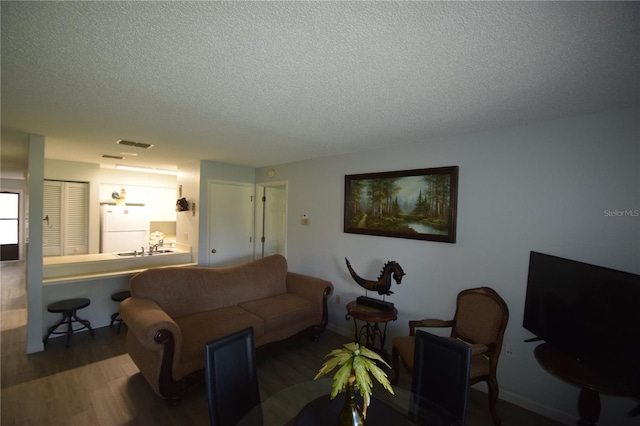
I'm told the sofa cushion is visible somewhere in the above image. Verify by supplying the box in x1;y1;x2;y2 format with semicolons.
238;293;318;334
174;306;265;364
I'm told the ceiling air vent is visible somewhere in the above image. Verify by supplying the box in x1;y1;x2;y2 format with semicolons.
116;139;154;149
102;154;124;160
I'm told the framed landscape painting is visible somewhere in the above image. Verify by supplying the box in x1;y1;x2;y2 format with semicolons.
344;166;459;243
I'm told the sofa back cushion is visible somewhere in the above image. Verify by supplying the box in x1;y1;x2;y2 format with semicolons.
130;254;288;318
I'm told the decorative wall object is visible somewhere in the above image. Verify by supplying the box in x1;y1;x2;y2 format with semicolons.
176;197;189;211
344;166;458;243
345;258;404;297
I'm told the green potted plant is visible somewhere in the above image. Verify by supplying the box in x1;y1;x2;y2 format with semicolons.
314;342;394;424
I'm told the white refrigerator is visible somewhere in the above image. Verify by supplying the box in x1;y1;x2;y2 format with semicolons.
101;205;149;253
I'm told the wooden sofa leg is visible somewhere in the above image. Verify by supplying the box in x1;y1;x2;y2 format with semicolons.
311;325;324;341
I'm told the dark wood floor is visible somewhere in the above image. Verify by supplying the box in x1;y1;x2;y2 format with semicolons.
1;261;566;425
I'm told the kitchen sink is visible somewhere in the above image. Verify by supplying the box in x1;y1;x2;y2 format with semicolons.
115;249;174;257
116;251;137;257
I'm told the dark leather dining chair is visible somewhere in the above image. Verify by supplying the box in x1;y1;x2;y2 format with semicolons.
409;330;472;426
205;327;261;426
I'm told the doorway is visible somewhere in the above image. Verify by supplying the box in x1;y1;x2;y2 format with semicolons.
256;182;287;258
0;192;20;261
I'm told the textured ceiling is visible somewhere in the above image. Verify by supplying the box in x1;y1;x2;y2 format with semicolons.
1;1;638;176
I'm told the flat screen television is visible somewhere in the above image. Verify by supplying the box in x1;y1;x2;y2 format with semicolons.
523;251;640;370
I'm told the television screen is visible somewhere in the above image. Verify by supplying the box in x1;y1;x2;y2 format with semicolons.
523;251;640;369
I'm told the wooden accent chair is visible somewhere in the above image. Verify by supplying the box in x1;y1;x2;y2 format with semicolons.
391;287;509;426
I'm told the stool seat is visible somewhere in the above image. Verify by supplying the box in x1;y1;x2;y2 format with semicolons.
110;291;131;333
111;291;131;302
44;298;94;348
48;298;91;313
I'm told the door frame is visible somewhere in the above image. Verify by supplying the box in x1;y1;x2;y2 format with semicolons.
255;180;288;259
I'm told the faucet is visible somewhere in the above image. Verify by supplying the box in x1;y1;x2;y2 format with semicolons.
141;246;145;256
148;244;158;255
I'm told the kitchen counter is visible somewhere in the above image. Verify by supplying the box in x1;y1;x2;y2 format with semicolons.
43;243;194;285
40;244;196;348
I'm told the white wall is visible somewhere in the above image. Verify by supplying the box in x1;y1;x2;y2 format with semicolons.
176;161;201;262
26;135;45;354
99;167;177;191
256;108;640;425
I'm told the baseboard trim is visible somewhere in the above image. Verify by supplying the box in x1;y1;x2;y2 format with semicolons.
496;388;575;425
26;342;44;354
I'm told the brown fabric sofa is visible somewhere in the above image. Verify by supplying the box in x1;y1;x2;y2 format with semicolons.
119;254;333;402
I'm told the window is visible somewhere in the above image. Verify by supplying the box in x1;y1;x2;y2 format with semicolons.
0;192;20;261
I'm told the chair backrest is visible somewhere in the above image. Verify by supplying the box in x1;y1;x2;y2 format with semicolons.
205;327;261;426
410;330;472;425
452;287;509;363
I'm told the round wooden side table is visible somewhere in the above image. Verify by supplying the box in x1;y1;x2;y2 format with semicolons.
346;300;398;358
534;342;634;426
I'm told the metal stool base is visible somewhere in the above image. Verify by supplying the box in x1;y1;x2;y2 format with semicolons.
43;298;95;348
109;291;130;334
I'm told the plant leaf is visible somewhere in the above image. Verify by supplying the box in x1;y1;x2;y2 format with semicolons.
316;342;395;402
361;357;395;395
333;351;354;365
343;342;360;353
314;356;342;380
330;360;353;399
359;346;391;369
356;357;395;395
353;356;372;407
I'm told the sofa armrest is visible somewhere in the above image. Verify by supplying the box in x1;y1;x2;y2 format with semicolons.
287;272;333;340
286;272;334;303
119;297;182;352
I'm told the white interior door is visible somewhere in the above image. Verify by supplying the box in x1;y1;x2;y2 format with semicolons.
208;181;254;267
261;185;287;257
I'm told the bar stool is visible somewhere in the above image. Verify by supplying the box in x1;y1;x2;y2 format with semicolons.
43;298;95;348
110;290;131;333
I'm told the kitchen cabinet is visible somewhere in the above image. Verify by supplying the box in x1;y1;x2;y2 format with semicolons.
147;187;177;221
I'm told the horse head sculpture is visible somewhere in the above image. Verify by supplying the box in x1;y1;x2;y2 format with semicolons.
345;258;405;296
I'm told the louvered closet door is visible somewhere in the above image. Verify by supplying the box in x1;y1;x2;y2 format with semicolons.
43;181;62;256
64;182;88;255
43;180;88;256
